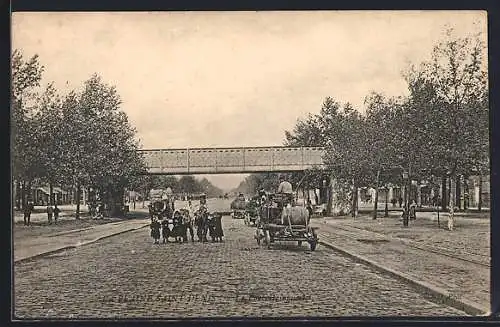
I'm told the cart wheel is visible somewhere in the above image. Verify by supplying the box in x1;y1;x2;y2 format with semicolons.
309;241;317;251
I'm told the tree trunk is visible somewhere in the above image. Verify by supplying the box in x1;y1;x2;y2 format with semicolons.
373;170;380;219
112;187;125;217
478;175;483;212
416;180;422;208
26;179;32;207
15;180;21;210
373;187;379;219
463;177;469;210
325;174;332;215
352;178;357;218
21;180;26;210
75;183;81;219
456;176;461;211
441;176;447;210
49;183;54;206
447;176;455;231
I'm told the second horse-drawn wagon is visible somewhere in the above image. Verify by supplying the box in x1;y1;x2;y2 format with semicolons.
254;193;319;251
244;196;260;226
230;193;247;219
148;189;174;221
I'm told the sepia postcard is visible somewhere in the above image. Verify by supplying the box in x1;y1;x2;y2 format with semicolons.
11;11;490;319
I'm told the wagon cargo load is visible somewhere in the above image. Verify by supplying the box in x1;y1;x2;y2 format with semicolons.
230;194;247;210
149;189;166;201
281;206;310;226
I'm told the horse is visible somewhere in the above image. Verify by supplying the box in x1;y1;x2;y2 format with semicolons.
149;198;175;222
259;204;282;224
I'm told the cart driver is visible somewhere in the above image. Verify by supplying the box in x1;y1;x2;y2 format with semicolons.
277;175;294;207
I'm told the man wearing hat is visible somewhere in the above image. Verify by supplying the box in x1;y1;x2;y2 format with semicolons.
277;175;294;208
277;175;293;195
163;187;175;212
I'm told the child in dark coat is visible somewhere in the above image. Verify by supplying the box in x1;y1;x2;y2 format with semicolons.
213;213;224;242
150;219;161;244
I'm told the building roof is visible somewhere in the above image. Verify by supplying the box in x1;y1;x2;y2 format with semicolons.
37;187;68;195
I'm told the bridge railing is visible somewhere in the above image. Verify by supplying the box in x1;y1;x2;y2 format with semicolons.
138;146;325;174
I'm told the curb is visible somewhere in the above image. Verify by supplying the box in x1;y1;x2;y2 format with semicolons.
333;223;490;268
47;227;94;237
14;223;149;264
318;237;489;316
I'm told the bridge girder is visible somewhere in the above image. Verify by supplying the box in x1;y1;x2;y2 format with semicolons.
138;146;326;175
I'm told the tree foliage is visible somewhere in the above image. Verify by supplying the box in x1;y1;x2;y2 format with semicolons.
280;29;488;221
134;175;223;198
11;51;147;216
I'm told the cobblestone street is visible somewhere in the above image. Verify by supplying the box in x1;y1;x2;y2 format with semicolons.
14;216;467;319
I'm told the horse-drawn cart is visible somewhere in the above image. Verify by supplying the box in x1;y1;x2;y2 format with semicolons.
244;197;260;226
148;189;175;219
254;193;318;251
230;194;247;220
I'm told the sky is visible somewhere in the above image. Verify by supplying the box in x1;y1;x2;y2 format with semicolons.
12;11;487;191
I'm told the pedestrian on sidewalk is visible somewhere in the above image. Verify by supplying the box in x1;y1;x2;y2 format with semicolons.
53;204;61;223
46;205;54;224
23;201;34;226
391;198;397;207
409;200;417;220
398;197;403;208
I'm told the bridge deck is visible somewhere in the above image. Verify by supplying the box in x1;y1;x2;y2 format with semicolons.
138;146;326;174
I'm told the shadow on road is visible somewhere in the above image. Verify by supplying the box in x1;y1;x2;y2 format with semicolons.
264;242;317;253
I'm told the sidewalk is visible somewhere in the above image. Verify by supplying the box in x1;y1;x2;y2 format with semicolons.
310;213;490;315
14;217;150;263
356;202;490;214
13;204;91;224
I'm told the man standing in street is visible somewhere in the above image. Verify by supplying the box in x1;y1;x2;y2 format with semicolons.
46;205;53;224
184;200;195;242
53;204;61;224
23;201;33;226
409;200;417;220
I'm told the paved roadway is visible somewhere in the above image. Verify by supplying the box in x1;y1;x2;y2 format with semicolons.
14;212;467;318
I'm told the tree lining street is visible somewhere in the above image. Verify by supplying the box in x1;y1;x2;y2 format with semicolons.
11;14;490;319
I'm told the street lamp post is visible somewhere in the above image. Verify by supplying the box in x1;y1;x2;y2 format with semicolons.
402;171;409;227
